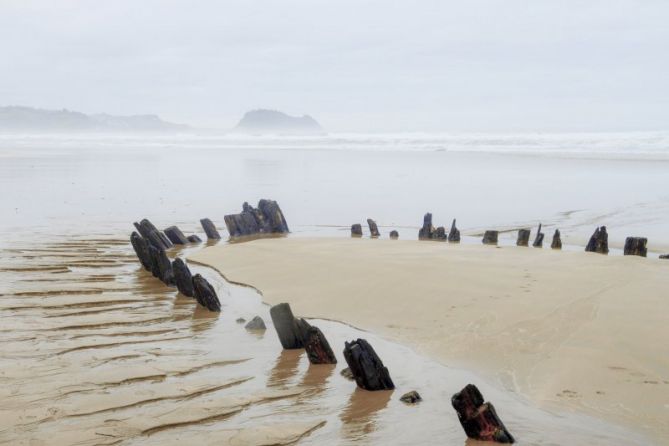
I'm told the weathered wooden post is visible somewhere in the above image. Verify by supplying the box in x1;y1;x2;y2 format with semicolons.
551;229;562;250
448;219;461;242
343;338;394;391
532;224;544;248
147;229;172;251
200;218;221;240
351;224;363;237
435;226;447;240
269;303;304;349
164;226;189;245
149;245;175;286
624;237;647;257
516;229;530;247
585;226;609;254
130;231;152;271
389;230;399;239
418;213;434;239
187;234;202;243
451;384;515;443
482;230;498;245
224;199;290;237
300;319;337;364
367;218;380;238
172;258;195;297
192;274;221;312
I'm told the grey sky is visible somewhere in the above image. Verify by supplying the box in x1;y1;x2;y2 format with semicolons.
1;0;668;132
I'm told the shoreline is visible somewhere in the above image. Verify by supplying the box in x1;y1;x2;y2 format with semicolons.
189;236;669;442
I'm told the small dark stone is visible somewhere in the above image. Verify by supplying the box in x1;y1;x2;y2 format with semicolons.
149;245;175;286
367;218;380;238
192;274;221;312
551;229;562;250
400;390;422;404
236;317;246;323
164;225;189;245
624;237;648;257
516;229;530;247
187;234;202;243
532;224;544;248
340;367;354;380
343;338;394;391
172;258;194;297
448;219;461;243
200;218;221;240
389;230;399;239
351;224;363;237
482;230;499;245
451;384;515;443
269;303;304;349
130;231;152;271
586;226;609;255
244;316;267;330
418;213;435;240
301;321;337;364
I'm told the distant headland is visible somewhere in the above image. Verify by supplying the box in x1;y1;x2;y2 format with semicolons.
0;106;189;133
233;109;324;135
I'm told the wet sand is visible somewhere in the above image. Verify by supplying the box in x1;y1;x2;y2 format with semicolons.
0;229;653;445
190;236;669;443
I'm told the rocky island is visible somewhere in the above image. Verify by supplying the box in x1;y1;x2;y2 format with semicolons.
233;109;324;135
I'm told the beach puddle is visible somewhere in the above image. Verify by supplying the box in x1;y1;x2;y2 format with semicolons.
0;229;653;445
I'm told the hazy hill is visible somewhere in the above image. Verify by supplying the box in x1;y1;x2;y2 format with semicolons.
233;109;324;135
0;106;189;132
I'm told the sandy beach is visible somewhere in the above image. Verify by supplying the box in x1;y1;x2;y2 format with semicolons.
190;236;669;442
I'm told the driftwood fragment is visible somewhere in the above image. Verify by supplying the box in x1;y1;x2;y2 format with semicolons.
187;234;202;243
301;320;337;364
532;224;544;248
400;391;422;404
516;229;530;247
448;219;461;242
130;231;152;271
172;258;195;297
389;230;399;239
148;245;175;286
200;218;221;240
164;226;189;245
343;338;394;391
192;274;221;312
224;199;289;238
269;303;304;349
451;384;515;443
418;213;435;240
245;316;267;331
585;226;609;254
482;231;498;245
367;219;380;238
624;237;647;257
551;229;562;250
351;224;363;237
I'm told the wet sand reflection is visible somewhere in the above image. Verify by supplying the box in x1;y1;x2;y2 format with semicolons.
267;349;303;387
340;387;392;440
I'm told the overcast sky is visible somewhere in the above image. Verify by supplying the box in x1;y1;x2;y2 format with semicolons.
1;0;668;132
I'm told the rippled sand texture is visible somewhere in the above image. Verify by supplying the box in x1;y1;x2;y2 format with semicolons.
0;232;652;445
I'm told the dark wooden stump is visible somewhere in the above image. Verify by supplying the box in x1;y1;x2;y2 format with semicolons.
586;226;609;254
192;274;221;312
351;224;363;237
343;338;394;391
389;230;399;239
660;254;669;260
624;237;647;257
164;226;189;245
258;199;290;233
367;218;380;238
147;229;172;251
532;224;544;248
134;218;158;238
551;229;562;250
130;231;152;271
516;229;530;247
244;316;266;331
482;230;498;245
451;384;515;443
301;321;337;364
419;212;435;240
269;303;304;349
172;258;195;297
148;245;175;286
225;200;289;237
400;390;422;404
435;226;447;240
199;218;221;240
187;234;202;243
448;219;461;243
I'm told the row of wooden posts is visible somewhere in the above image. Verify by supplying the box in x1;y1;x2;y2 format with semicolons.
353;212;659;258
